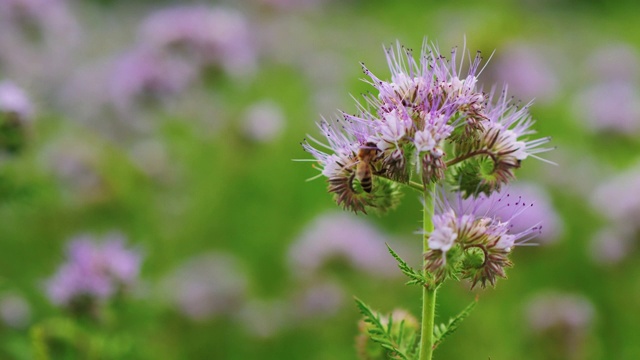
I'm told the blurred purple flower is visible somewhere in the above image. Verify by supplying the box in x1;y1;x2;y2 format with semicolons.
525;291;594;333
108;47;196;115
0;80;34;121
590;164;640;225
585;43;640;82
541;148;604;198
288;212;400;279
290;280;345;319
241;100;285;143
40;138;108;205
159;252;248;321
0;0;80;85
128;139;172;181
45;233;142;307
254;0;327;11
571;43;640;134
137;5;256;78
0;291;31;329
236;299;288;338
572;80;640;134
525;291;595;360
589;226;635;265
492;43;560;105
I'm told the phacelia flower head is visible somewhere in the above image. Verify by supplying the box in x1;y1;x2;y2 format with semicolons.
302;40;552;213
45;233;143;309
424;190;541;288
137;5;256;78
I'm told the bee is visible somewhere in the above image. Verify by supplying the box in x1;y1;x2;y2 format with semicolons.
349;142;380;193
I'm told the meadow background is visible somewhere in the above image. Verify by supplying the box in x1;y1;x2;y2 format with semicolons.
1;0;640;359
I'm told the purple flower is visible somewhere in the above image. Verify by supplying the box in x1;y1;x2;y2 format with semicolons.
291;281;345;319
424;190;542;288
589;226;635;265
572;44;640;134
585;43;640;83
254;0;327;11
159;252;248;321
288;212;400;279
45;233;142;307
0;80;33;121
590;164;640;225
0;80;33;152
236;299;288;338
467;183;563;244
491;43;561;105
108;47;196;115
572;80;640;134
137;5;256;78
525;291;595;360
525;291;594;332
40;138;108;205
0;292;31;329
302;40;552;211
0;0;80;85
241;101;285;143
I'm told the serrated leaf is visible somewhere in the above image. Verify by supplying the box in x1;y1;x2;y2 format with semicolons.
432;298;478;350
386;244;431;288
354;298;416;360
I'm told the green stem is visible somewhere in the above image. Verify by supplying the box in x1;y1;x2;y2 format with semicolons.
419;183;436;360
408;180;425;192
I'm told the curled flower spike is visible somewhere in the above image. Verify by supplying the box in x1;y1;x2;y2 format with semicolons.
423;190;541;288
450;89;554;197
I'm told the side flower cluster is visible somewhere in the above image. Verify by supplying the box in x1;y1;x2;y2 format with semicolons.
45;233;143;310
302;41;551;213
424;192;542;288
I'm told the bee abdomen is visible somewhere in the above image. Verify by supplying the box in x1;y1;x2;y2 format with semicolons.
360;177;373;193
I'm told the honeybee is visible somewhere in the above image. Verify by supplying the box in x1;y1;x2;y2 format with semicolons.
350;142;380;193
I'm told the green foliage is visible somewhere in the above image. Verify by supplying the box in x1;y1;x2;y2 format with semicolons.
355;298;419;360
386;244;432;287
0;116;27;154
433;299;478;350
30;325;50;360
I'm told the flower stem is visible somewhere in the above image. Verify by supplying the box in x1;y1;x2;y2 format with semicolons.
419;183;436;360
408;180;426;192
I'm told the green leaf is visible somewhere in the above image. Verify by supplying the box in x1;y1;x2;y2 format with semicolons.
354;298;417;360
29;325;50;360
432;298;478;350
386;244;431;288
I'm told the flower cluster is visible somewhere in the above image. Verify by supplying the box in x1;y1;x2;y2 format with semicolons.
0;80;33;153
45;233;142;310
302;42;551;214
424;191;541;288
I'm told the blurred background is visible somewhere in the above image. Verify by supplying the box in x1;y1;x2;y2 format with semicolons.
1;0;639;359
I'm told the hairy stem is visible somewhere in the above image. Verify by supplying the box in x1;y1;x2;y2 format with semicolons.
445;149;493;167
408;180;426;192
419;183;436;360
376;173;425;193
